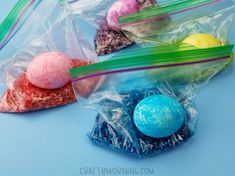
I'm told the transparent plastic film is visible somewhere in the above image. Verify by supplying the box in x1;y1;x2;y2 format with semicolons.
0;0;97;113
67;0;157;55
70;44;233;157
120;0;235;46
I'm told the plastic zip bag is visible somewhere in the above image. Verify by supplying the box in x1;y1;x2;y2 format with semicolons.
68;0;156;55
119;0;235;46
0;0;41;50
0;0;97;113
70;44;234;157
0;0;59;58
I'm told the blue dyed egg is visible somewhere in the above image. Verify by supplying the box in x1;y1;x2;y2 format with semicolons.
133;95;186;138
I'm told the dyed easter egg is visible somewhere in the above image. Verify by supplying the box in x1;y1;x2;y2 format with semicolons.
133;95;186;138
27;52;72;89
106;0;140;31
182;33;221;48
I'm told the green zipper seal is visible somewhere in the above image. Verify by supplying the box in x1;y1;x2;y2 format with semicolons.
119;0;216;25
0;0;30;44
70;45;234;78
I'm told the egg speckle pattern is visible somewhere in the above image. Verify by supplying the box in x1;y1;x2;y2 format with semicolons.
27;52;72;89
106;0;140;31
133;95;186;138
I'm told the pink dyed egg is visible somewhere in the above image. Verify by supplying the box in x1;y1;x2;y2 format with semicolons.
106;0;140;31
26;52;72;89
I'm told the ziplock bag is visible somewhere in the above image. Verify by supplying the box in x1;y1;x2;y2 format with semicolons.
70;44;234;157
68;0;156;55
0;0;97;113
119;0;235;46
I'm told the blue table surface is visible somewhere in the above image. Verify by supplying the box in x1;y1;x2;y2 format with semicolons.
0;1;235;176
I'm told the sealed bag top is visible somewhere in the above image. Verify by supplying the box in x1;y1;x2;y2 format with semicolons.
119;0;235;46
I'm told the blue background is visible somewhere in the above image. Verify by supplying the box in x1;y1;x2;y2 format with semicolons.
0;1;235;176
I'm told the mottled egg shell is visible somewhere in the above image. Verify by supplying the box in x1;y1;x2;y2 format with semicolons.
106;0;140;31
133;95;186;138
27;52;72;89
